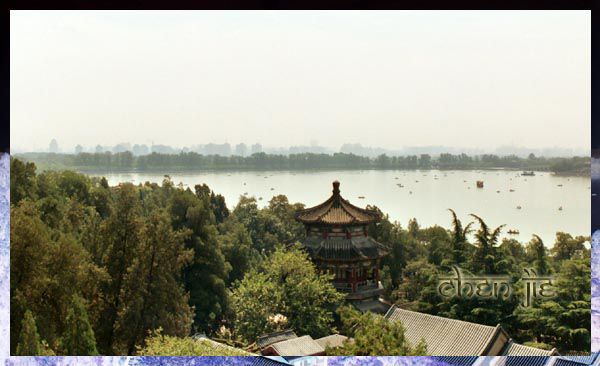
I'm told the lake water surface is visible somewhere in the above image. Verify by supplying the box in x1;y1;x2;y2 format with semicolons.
101;169;590;247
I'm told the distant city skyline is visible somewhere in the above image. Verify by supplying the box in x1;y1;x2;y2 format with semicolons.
10;11;590;152
15;138;589;158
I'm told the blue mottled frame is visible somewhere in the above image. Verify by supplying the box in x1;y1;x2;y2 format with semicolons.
0;153;597;366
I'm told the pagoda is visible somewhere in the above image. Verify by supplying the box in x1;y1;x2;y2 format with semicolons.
295;181;389;304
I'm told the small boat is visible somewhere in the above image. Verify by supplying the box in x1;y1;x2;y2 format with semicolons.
395;177;399;180
509;189;515;192
517;205;522;209
358;196;365;199
415;180;419;183
397;184;404;188
243;182;246;185
258;197;263;200
409;191;412;194
243;192;248;195
507;229;519;235
476;181;484;188
557;184;563;187
270;188;274;190
558;206;563;211
496;190;500;193
521;171;535;176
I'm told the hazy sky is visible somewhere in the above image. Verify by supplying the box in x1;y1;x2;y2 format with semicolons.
11;11;590;152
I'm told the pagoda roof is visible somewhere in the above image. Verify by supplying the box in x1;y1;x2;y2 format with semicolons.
295;181;381;225
303;236;388;261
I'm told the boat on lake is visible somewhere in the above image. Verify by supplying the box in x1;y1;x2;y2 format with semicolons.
476;181;484;188
522;171;535;176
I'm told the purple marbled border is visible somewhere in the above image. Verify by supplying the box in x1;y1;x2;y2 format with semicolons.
0;152;595;365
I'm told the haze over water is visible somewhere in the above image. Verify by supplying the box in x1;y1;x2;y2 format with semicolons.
101;169;590;247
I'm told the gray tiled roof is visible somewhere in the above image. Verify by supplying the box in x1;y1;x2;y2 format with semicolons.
315;334;349;349
501;341;557;357
303;236;389;260
257;330;298;349
384;305;502;356
192;336;256;355
269;335;325;356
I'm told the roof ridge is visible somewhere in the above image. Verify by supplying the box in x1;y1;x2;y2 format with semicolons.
390;306;496;330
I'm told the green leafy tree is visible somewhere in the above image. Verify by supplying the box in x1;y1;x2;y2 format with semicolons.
10;157;37;204
218;221;260;285
327;306;427;355
61;295;99;355
513;258;591;352
394;259;440;313
230;244;344;344
551;232;588;261
136;328;253;356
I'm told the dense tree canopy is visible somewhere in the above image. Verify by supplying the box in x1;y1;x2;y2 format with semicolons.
9;157;591;355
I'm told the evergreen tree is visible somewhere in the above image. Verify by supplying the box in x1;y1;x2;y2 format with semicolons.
448;209;472;265
97;183;145;354
527;234;549;275
169;188;231;333
469;214;504;274
62;295;98;355
16;310;42;355
114;210;194;354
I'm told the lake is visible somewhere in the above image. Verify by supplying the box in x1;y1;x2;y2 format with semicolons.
100;169;591;247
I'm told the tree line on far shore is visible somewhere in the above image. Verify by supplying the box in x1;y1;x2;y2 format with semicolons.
16;151;590;174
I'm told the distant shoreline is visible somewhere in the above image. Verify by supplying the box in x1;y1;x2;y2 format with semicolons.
13;152;591;177
20;165;592;178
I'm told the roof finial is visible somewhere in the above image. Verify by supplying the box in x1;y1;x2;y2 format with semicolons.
333;180;340;195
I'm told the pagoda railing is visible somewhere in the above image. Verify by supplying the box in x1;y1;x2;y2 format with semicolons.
332;282;353;293
356;279;377;289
